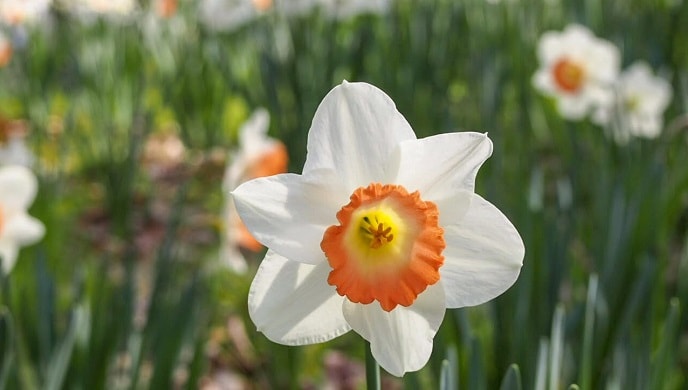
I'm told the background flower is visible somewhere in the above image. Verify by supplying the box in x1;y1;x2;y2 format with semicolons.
0;0;52;26
222;108;288;272
319;0;391;20
0;31;11;66
532;24;620;120
0;165;45;273
593;61;673;142
198;0;272;32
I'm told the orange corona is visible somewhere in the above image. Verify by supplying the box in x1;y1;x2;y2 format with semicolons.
321;183;445;311
552;58;586;93
252;0;272;12
155;0;178;18
248;143;288;179
235;141;288;252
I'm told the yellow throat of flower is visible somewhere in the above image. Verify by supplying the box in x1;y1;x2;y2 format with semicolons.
321;183;446;312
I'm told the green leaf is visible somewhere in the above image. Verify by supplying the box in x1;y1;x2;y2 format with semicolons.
44;306;87;390
548;305;565;390
579;274;599;390
499;364;522;390
0;307;14;389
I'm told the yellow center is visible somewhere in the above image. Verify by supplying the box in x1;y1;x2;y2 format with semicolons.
358;212;394;249
321;183;445;311
0;205;4;235
625;95;640;112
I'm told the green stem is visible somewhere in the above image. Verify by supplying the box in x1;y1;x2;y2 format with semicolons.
365;341;381;390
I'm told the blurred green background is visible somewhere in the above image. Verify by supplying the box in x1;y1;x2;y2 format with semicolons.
1;0;687;388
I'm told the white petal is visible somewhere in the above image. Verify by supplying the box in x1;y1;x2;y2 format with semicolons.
248;250;351;345
537;31;568;65
302;81;416;192
232;171;345;265
239;108;272;159
557;94;589;120
2;213;45;246
219;243;248;274
392;132;492;223
532;69;555;94
0;165;38;211
0;241;18;274
440;194;524;308
342;283;446;377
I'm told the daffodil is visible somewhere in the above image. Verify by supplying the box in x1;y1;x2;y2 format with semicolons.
64;0;137;20
0;0;52;26
198;0;272;32
222;108;288;272
532;24;620;121
0;120;35;167
232;82;524;376
593;61;672;143
319;0;391;20
0;31;11;67
0;165;45;274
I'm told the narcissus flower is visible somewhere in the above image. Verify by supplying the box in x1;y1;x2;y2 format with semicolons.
198;0;273;32
0;31;11;67
593;61;672;143
532;24;620;120
232;82;524;376
65;0;137;20
222;108;288;272
320;0;391;20
0;0;52;26
0;165;45;273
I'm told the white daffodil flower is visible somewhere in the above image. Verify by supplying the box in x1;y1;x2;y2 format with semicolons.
0;0;52;26
198;0;272;32
594;61;672;143
0;165;45;274
232;81;524;376
0;136;34;167
222;108;288;273
532;24;620;121
319;0;391;20
64;0;137;21
0;31;11;67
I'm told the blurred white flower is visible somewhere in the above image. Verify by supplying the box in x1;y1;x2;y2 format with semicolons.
233;82;524;376
532;24;620;120
153;0;177;19
593;62;672;142
0;165;45;274
319;0;391;19
0;0;52;26
221;108;288;272
0;31;11;67
198;0;272;32
0;120;34;167
63;0;137;20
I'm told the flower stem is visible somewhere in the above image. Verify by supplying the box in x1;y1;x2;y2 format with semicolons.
365;340;380;390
